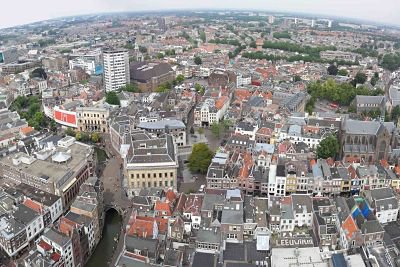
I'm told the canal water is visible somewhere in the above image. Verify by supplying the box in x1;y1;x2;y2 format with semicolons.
86;209;122;267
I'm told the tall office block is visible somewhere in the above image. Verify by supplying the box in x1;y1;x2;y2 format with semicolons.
103;49;130;92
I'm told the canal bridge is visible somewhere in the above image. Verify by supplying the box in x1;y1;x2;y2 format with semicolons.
104;204;125;215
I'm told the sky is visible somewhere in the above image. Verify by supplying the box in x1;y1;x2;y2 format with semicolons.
1;0;399;29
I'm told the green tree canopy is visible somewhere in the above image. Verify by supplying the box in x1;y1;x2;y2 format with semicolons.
199;30;206;43
381;53;400;71
105;91;120;106
294;75;301;82
139;46;148;53
188;143;214;174
91;132;101;143
120;84;140;93
65;128;76;137
327;64;338;75
194;56;202;65
316;135;339;159
273;31;291;39
391;106;400;122
176;74;185;83
352;72;367;85
210;120;232;138
307;78;381;106
338;69;348;76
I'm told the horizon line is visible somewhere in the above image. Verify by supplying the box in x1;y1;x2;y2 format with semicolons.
1;8;399;31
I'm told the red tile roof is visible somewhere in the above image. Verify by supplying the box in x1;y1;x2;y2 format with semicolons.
38;240;52;251
256;127;272;136
342;216;358;240
127;216;156;238
50;252;61;262
20;126;34;135
23;199;42;214
155;217;168;233
165;189;176;203
154;201;172;216
59;217;78;236
215;96;228;110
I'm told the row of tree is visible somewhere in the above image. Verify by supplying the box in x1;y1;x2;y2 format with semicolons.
210;120;232;138
65;128;101;143
273;31;291;39
242;51;356;65
306;79;384;113
208;38;241;46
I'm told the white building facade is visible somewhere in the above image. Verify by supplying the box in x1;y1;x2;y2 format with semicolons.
103;49;130;92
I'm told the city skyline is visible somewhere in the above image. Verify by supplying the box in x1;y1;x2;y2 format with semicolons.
1;0;400;29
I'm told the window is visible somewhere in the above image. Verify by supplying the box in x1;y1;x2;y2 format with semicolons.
165;181;168;186
170;172;174;177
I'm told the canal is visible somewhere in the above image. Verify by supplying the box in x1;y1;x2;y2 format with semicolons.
86;209;122;267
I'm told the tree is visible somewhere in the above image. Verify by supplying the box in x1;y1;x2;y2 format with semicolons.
294;75;301;82
370;76;378;86
199;30;206;43
139;46;147;53
211;122;222;138
91;132;101;143
381;53;400;71
391;106;400;122
188;143;213;174
120;84;139;93
176;74;185;84
105;92;120;106
76;132;90;142
194;83;204;94
316;135;339;159
194;56;202;65
327;64;338;76
190;127;195;134
65;128;76;137
338;69;348;76
352;72;367;85
157;52;164;59
273;31;291;39
210;121;231;138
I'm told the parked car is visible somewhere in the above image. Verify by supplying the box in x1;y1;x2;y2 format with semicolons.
199;184;205;192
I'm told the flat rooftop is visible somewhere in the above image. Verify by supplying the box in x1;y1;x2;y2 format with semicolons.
271;247;328;267
0;142;92;189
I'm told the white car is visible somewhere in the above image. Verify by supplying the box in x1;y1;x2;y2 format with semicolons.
199;185;205;192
